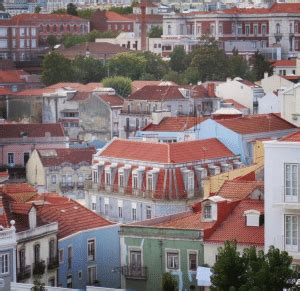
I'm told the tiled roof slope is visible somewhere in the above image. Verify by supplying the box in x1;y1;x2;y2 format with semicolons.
280;130;300;142
0;183;37;202
99;138;235;163
99;94;124;107
216;180;264;201
131;81;177;92
0;70;29;83
35;194;113;239
224;99;248;110
272;60;296;67
38;148;95;167
205;199;264;245
216;113;296;134
142;116;206;132
0;123;65;138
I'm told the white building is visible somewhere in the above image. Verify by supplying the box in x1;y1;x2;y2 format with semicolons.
264;130;300;263
216;77;265;114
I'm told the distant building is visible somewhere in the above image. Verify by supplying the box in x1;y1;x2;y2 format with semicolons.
272;59;297;76
26;147;95;201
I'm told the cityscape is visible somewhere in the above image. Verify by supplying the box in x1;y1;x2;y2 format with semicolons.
0;0;300;290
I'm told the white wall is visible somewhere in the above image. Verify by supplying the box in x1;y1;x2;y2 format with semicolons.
258;92;280;114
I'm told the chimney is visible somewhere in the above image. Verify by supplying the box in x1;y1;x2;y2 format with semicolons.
140;0;147;51
29;206;37;229
207;83;215;97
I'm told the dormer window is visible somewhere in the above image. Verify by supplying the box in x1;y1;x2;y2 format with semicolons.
204;205;212;219
244;210;261;227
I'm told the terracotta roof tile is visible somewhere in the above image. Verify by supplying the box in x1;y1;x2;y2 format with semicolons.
216;113;297;134
99;94;124;107
1;183;37;202
37;147;95;167
142;116;206;132
131;81;177;92
0;123;65;138
224;99;248;110
272;60;296;67
0;70;29;83
280;130;300;142
99;138;235;163
105;11;133;22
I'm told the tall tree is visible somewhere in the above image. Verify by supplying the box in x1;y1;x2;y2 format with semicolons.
169;46;189;73
250;51;273;81
102;76;132;98
67;3;78;16
227;49;250;79
148;26;163;38
34;5;41;13
41;53;74;85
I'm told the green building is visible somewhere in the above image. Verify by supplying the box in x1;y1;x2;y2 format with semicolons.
119;211;204;291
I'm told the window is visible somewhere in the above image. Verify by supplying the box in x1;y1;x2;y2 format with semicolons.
20;39;25;48
23;152;30;165
245;24;250;35
253;24;258;35
262;24;267;35
67;246;72;269
132;206;137;221
88;266;97;285
91;196;96;211
48;277;55;287
237;24;242;35
146;205;151;219
49;239;55;260
93;170;98;184
8;153;14;165
285;215;298;250
147;174;153;191
119;172;124;188
178;105;183;114
167;24;171;35
132;174;138;190
67;274;72;288
51;175;56;184
167;251;179;270
118;200;123;218
12;40;16;48
88;239;95;261
285;164;298;201
130;250;141;268
0;254;9;274
19;248;25;269
78;271;82;280
187;172;194;192
188;251;197;271
204;205;212;219
104;198;109;216
20;28;25;36
12;28;16;37
218;23;223;35
34;244;40;264
0;39;7;49
105;171;111;185
210;24;215;36
276;23;281;34
59;249;64;264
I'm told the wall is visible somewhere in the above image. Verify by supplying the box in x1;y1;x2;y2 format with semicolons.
0;248;15;291
261;75;293;93
120;226;203;291
281;85;300;127
258;92;280;114
58;225;121;289
26;149;46;187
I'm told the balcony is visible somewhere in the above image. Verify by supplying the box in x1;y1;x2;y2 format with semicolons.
77;181;85;189
33;260;46;275
17;265;31;281
123;125;139;132
120;110;151;116
60;182;75;192
122;266;148;280
47;256;59;270
274;32;282;42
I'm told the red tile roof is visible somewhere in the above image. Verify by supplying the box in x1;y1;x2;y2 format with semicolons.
280;130;300;142
237;79;260;88
0;88;12;95
99;94;124;107
12;88;56;97
142;116;206;132
35;194;113;239
215;113;297;134
129;85;185;101
224;99;248;110
205;199;264;246
282;75;300;81
0;123;65;138
99;138;235;163
272;60;296;67
47;82;101;92
37;148;95;167
0;183;37;203
0;70;29;84
105;11;133;22
216;180;264;201
131;81;177;92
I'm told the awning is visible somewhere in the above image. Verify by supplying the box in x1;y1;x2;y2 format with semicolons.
196;266;212;287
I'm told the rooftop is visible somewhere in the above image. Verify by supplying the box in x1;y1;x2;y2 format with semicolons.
99;138;235;164
280;130;300;142
99;94;124;107
142;116;206;132
37;148;95;167
215;113;296;134
0;70;31;84
272;59;296;67
0;123;65;139
131;80;177;92
223;99;248;110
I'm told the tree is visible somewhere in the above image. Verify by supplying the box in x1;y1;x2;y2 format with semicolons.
102;76;132;98
227;49;250;79
72;56;105;84
109;6;133;14
67;3;78;16
46;35;59;47
250;51;273;81
148;26;163;38
190;38;228;82
52;8;66;14
182;67;199;84
34;5;41;13
211;241;247;291
161;272;177;291
41;53;74;85
108;52;146;80
169;46;189;73
77;8;96;19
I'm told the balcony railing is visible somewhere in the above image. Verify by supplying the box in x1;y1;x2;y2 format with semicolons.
122;266;148;280
274;32;283;41
17;265;31;281
47;256;59;270
120;110;151;116
32;260;46;275
60;182;75;192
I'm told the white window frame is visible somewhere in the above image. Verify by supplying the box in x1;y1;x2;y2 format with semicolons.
119;172;124;188
187;250;198;272
105;171;111;186
187;172;194;192
87;265;97;285
51;175;56;184
204;204;212;219
7;152;14;165
166;249;180;271
147;174;153;191
285;163;298;202
87;238;96;261
0;253;9;274
285;214;298;251
146;205;152;219
132;207;137;221
132;174;138;190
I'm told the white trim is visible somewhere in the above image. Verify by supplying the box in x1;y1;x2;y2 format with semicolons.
165;248;180;272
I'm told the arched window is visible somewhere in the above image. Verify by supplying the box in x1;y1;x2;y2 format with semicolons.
167;24;171;35
34;244;40;263
60;24;64;32
276;23;280;34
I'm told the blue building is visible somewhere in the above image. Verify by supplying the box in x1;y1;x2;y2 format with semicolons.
197;114;297;164
36;194;121;290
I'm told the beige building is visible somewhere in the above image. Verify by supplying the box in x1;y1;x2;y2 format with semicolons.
26;148;95;201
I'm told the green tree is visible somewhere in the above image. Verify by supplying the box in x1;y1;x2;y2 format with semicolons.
250;51;273;81
169;46;189;73
148;26;163;38
52;8;66;14
77;8;96;19
190;38;228;82
161;272;177;291
227;49;250;79
34;5;41;13
63;34;86;48
182;67;199;84
163;70;182;84
211;241;247;291
72;56;105;84
33;275;45;291
67;3;78;16
46;35;59;47
109;6;133;14
108;52;146;80
41;53;74;85
102;76;132;97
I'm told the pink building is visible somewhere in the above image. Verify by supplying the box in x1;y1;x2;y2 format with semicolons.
0;123;68;168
